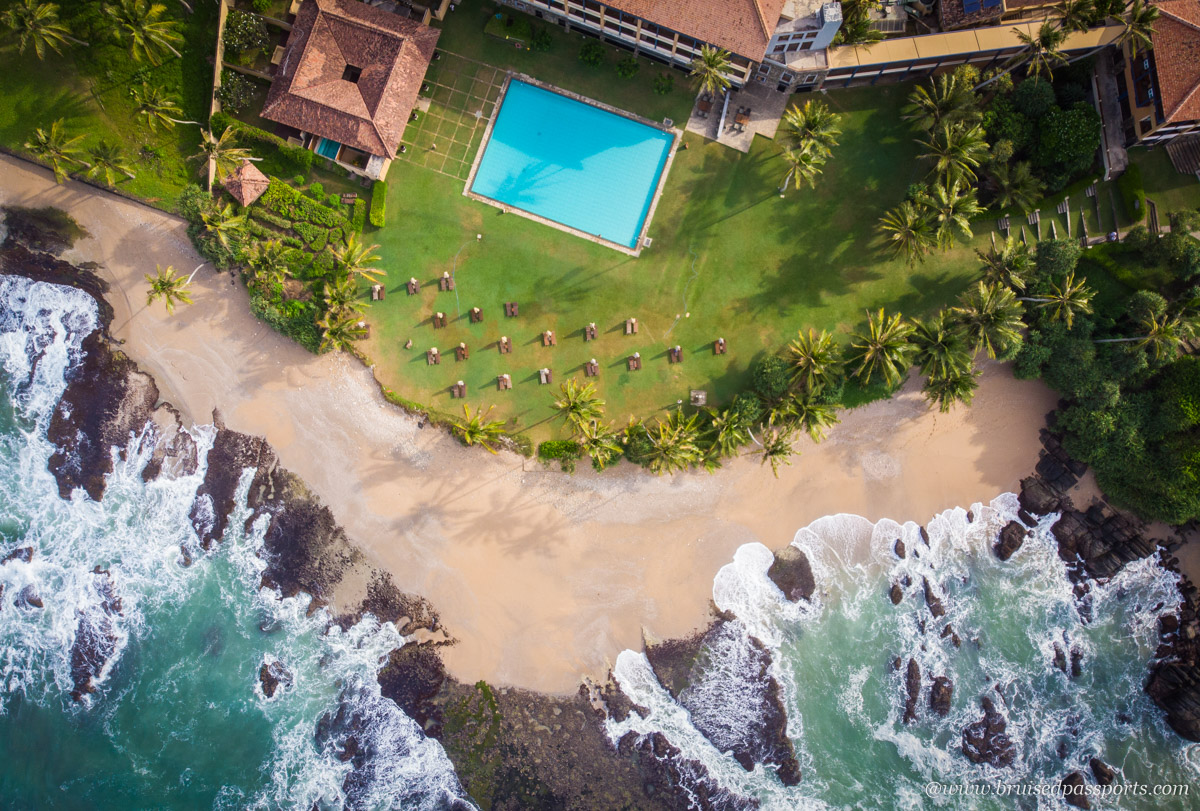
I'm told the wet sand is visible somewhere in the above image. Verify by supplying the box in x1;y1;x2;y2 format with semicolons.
1;157;1111;693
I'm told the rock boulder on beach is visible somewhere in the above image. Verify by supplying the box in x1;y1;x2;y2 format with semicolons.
994;521;1027;561
767;546;815;602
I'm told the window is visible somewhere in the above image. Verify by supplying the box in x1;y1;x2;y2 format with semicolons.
800;73;817;84
342;64;362;83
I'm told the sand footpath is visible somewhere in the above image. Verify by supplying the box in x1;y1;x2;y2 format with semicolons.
4;158;1077;693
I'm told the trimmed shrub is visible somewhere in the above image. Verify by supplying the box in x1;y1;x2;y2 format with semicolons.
538;440;581;472
531;26;553;52
369;180;387;227
251;208;292;230
616;55;639;79
251;0;270;12
249;293;321;353
216;71;255;114
305;181;325;200
350;198;367;232
1117;163;1145;223
212;116;314;176
224;10;269;54
653;73;674;95
326;193;341;208
579;40;605;67
751;355;790;403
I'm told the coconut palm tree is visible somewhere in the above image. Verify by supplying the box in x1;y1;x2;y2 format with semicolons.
1;0;84;58
924;368;981;413
326;234;384;284
953;281;1025;359
144;264;193;314
750;419;797;478
847;308;916;387
903;73;979;132
643;410;704;475
924;178;982;249
919;123;989;183
190;127;254;188
85;141;136;187
703;407;752;462
911;310;973;380
1068;0;1159;63
24;119;86;183
247;239;289;293
1056;0;1095;33
450;403;507;453
781;100;842;158
104;0;183;65
977;234;1035;292
977;21;1068;89
779;392;840;441
577;419;622;470
689;45;732;96
200;203;247;251
988;161;1045;214
553;379;605;431
316;309;367;353
1095;312;1195;360
779;144;826;193
322;273;363;315
879;201;937;266
130;83;198;131
786;328;840;394
1018;271;1095;329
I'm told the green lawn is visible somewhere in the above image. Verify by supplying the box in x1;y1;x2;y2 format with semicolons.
365;82;984;440
1133;146;1200;216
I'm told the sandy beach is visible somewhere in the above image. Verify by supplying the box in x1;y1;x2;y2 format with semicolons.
1;157;1110;693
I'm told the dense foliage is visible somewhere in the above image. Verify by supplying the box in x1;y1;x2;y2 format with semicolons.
223;9;268;54
369;180;387;227
216;70;254;115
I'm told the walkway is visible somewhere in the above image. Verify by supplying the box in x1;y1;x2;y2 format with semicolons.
685;80;791;153
1094;56;1129;178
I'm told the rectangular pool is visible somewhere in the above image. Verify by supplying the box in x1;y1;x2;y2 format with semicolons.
468;80;674;250
316;138;341;161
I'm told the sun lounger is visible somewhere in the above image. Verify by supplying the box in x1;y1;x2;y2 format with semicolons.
427;348;440;365
439;272;455;291
627;352;641;371
625;317;638;335
407;278;420;295
498;373;512;391
454;342;469;361
505;302;519;317
371;284;385;301
668;345;682;363
498;336;511;354
451;381;466;398
585;322;597;341
585;359;599;377
469;307;483;323
539;367;552;385
542;330;556;347
433;312;447;328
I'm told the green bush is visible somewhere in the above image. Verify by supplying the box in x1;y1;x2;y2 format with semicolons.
305;181;325;200
579;40;605;67
531;26;553;52
653;73;674;95
369;180;387;227
224;10;269;53
327;193;341;208
251;0;270;12
1117;163;1145;223
211;115;314;176
510;433;534;457
249;293;321;353
751;356;791;403
538;440;581;467
615;56;639;79
350;198;367;232
259;179;349;228
216;71;255;114
251;208;292;230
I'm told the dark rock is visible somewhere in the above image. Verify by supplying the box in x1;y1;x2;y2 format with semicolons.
1054;644;1068;674
1070;648;1083;679
940;624;962;648
891;656;902;671
961;696;1016;768
1160;614;1180;636
923;578;945;618
1020;476;1061;515
258;658;293;699
1;547;33;565
1146;662;1200;741
903;659;921;724
1057;740;1069;760
889;583;903;605
1;205;90;255
16;585;43;609
645;622;714;701
930;676;953;717
69;569;123;703
1017;508;1038;528
919;527;929;544
1061;772;1091;809
377;643;446;732
1090;757;1116;786
966;510;975;523
994;521;1027;561
767;546;815;603
894;539;906;559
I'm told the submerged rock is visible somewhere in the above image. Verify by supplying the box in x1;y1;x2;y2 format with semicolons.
376;643;445;733
1061;772;1091;809
922;578;945;619
1;546;33;565
1054;643;1068;674
930;676;953;717
888;583;903;605
894;539;906;559
16;585;43;609
903;659;921;724
1089;757;1116;786
1146;662;1200;742
961;696;1016;768
258;658;293;699
994;521;1027;561
767;546;815;602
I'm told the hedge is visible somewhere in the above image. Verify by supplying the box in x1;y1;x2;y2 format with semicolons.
350;198;367;233
1118;164;1145;223
369;180;387;227
210;112;315;176
258;179;349;229
538;440;581;460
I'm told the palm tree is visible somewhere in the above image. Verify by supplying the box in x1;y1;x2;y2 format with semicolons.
988;161;1045;214
977;234;1034;292
786;328;840;394
781;100;842;158
1;0;84;58
247;239;289;294
703;407;752;462
130;83;198;131
577;419;622;470
316;309;367;353
450;404;507;453
911;310;973;380
750;420;797;478
918;123;989;183
779;144;826;192
879;201;937;266
847;308;916;387
144;264;193;314
24;119;86;183
1018;271;1095;329
953;281;1025;359
553;379;605;431
1056;0;1095;33
1095;313;1194;360
105;0;183;65
690;45;732;96
328;234;385;284
190;127;254;188
85;141;136;187
643;410;704;475
1068;0;1159;63
977;22;1068;89
924;178;982;250
780;392;840;441
903;73;979;132
322;273;362;314
200;203;247;251
924;368;981;413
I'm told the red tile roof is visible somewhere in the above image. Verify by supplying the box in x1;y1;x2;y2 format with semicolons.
607;0;789;60
263;0;439;158
220;160;271;206
1153;0;1200;123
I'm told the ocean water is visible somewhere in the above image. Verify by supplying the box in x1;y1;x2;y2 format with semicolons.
608;502;1200;809
0;276;470;809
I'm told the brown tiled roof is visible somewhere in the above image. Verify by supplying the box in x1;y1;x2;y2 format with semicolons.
1153;0;1200;123
221;160;270;206
937;0;1002;32
263;0;439;158
607;0;789;60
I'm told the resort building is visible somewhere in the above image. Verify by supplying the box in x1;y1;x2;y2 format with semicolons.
262;0;440;179
1114;0;1200;146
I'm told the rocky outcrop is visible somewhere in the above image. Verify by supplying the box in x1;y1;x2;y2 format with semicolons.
894;539;906;559
1051;507;1157;580
1;547;33;565
940;624;961;648
888;583;903;605
1060;772;1091;809
258;658;293;699
1089;757;1116;786
69;569;123;702
618;732;756;811
766;545;814;602
16;585;43;609
922;578;945;619
903;659;921;724
377;643;445;732
994;521;1027;561
929;676;953;717
644;622;717;701
961;696;1016;768
1146;662;1200;741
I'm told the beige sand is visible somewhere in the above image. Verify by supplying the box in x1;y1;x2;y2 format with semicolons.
2;157;1084;693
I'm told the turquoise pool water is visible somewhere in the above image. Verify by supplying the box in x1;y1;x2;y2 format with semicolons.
470;80;673;249
316;138;341;160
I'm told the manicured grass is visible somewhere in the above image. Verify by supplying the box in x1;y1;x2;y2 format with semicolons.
364;83;984;440
1132;146;1200;216
432;0;693;125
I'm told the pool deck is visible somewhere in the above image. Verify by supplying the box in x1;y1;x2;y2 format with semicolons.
462;72;682;258
685;80;790;154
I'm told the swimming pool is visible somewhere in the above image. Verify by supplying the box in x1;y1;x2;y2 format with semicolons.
468;80;674;250
315;138;341;161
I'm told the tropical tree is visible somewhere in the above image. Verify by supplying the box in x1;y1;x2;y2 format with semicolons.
786;328;840;394
781;100;842;158
144;264;193;314
988;160;1045;214
911;310;973;380
689;45;732;96
130;83;198;130
1056;0;1095;33
24;119;86;182
190;127;254;188
779;144;826;192
923;178;982;249
316;309;367;353
200;203;247;251
978;21;1068;89
879;201;936;266
919;123;989;183
903;72;980;132
953;281;1025;358
247;239;289;294
703;407;752;462
552;379;605;431
85;141;136;187
105;0;183;65
846;308;916;386
577;419;622;470
1018;271;1095;329
643;410;704;475
1068;0;1159;63
450;404;507;453
750;419;797;478
1095;312;1196;360
322;272;362;314
834;0;884;48
1;0;84;58
977;234;1034;291
328;234;385;284
779;392;840;441
924;368;981;413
